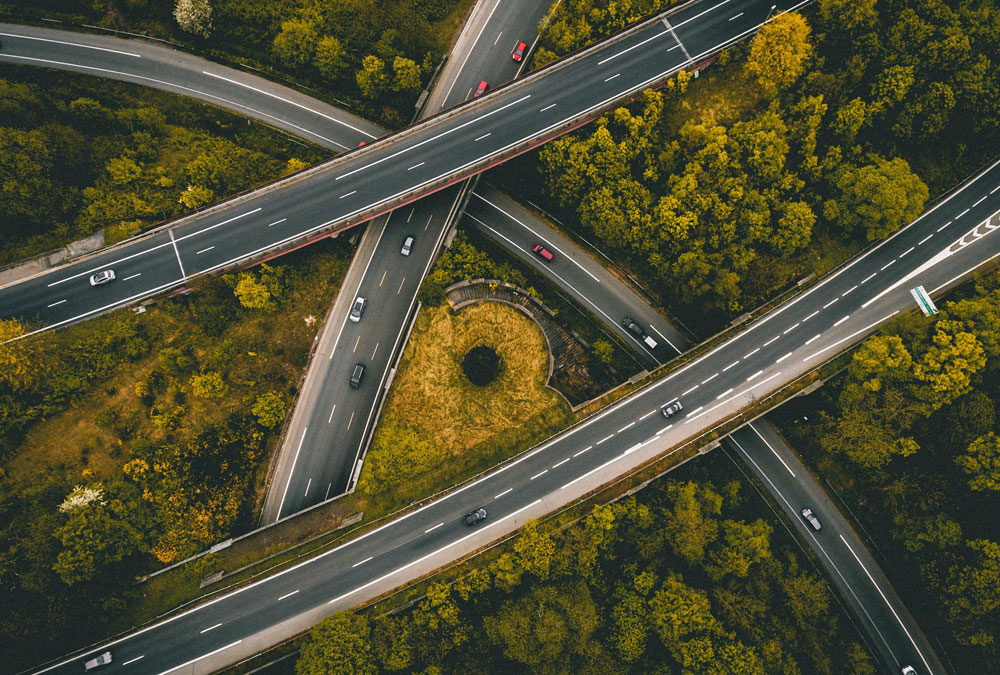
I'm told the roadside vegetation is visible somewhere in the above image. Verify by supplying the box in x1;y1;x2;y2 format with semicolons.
2;0;474;125
0;66;326;265
358;302;573;510
0;239;352;670
298;448;876;674
509;0;1000;333
773;269;1000;672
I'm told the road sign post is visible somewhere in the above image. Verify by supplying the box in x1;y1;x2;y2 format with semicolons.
910;285;938;316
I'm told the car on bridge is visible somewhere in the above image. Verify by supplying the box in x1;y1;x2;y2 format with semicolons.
473;80;488;98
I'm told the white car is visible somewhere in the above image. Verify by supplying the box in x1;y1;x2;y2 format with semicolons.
84;651;112;670
349;296;366;323
661;400;683;418
401;236;414;256
801;507;822;531
88;270;115;286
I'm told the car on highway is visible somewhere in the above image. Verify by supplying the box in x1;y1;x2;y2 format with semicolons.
622;316;644;337
532;244;554;262
901;667;917;675
401;235;414;256
88;270;115;286
84;651;112;670
349;296;366;323
801;507;822;531
349;363;365;389
473;80;488;98
512;40;527;62
661;400;683;418
463;507;487;526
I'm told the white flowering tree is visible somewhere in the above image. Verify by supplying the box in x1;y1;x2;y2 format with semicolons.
174;0;213;39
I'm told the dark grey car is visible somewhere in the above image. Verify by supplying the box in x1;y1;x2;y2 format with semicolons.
463;507;487;526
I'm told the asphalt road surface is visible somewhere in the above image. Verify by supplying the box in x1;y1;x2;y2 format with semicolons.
1;0;807;332
31;146;999;675
260;0;554;522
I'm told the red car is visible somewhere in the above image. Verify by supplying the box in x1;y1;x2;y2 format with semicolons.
473;80;488;98
532;244;554;262
512;41;527;62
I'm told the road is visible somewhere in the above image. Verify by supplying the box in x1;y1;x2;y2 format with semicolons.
260;0;554;521
1;0;801;333
725;423;946;675
31;145;1000;675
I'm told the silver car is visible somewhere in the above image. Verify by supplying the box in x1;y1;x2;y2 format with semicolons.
349;296;366;323
401;235;414;256
801;507;822;531
88;270;115;286
661;400;683;418
84;651;112;670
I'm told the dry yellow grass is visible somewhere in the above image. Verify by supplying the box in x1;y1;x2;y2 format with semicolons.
380;302;564;455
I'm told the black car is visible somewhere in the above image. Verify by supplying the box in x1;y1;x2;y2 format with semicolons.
463;507;487;526
622;317;644;337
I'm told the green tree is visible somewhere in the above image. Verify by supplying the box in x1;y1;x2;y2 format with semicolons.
818;0;877;31
833;97;869;142
314;36;348;80
707;519;773;580
252;391;286;428
591;339;614;364
660;480;721;564
392;56;422;93
52;484;147;586
178;184;214;209
772;201;816;255
956;432;1000;493
911;320;986;408
513;519;556;580
745;13;813;96
106;156;142;185
189;371;228;399
273;19;319;68
649;573;723;659
484;581;599;670
356;55;388;100
826;156;929;240
297;612;376;675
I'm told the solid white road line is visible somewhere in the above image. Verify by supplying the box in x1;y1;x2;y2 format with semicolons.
839;535;935;675
327;500;541;606
157;640;242;675
168;228;186;279
598;27;671;65
804;312;899;362
749;423;795;477
277;590;299;601
275;428;308;521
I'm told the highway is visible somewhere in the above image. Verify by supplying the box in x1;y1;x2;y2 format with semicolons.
0;2;990;663
259;0;554;522
1;0;803;333
32;148;999;675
